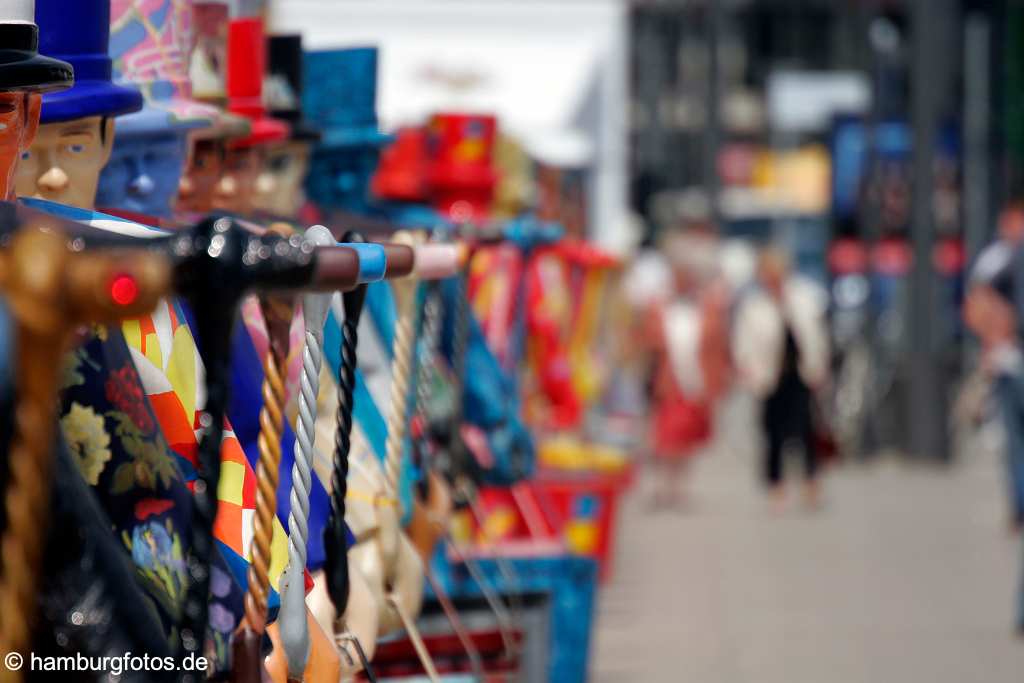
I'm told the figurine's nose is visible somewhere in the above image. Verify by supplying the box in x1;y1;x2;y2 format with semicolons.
37;166;69;193
216;175;237;197
130;173;155;197
255;172;276;196
178;174;194;198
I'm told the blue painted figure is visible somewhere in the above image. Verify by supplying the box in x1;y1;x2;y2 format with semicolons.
17;0;144;208
302;47;393;215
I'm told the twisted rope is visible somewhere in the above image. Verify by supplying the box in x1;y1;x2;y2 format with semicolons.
383;289;417;495
414;283;441;427
243;346;286;635
279;323;321;676
324;230;368;618
0;400;52;683
290;329;321;560
275;225;338;679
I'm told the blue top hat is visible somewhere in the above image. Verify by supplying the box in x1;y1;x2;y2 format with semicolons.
302;47;391;149
36;0;143;124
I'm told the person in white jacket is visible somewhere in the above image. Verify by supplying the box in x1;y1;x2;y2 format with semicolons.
733;246;830;510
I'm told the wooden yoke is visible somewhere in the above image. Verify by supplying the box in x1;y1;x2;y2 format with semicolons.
0;228;169;683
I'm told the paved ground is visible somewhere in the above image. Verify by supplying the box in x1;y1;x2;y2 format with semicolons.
590;395;1024;683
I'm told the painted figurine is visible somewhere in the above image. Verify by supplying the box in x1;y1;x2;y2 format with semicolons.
0;0;72;199
0;0;180;672
216;16;288;214
372;126;430;205
16;0;143;208
371;125;453;230
303;47;392;216
14;1;261;670
253;33;319;218
177;0;251;214
95;0;220;217
426;112;499;223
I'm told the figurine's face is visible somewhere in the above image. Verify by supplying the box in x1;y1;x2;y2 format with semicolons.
252;140;310;217
177;136;223;213
97;130;188;217
16;116;115;209
212;144;263;214
0;93;41;200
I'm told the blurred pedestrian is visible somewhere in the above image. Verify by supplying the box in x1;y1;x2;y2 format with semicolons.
963;241;1024;634
965;202;1024;533
733;246;829;511
640;228;729;509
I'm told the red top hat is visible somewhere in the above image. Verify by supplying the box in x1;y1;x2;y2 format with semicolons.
426;112;499;221
226;17;289;148
372;126;430;203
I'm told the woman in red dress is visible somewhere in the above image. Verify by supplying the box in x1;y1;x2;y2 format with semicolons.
645;237;731;509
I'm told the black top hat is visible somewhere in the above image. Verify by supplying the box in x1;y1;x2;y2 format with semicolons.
0;21;73;94
266;34;319;142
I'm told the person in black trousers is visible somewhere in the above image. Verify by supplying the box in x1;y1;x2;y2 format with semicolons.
762;318;818;499
733;247;829;511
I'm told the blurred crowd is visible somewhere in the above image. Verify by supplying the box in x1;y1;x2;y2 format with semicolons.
623;227;830;512
623;204;1024;637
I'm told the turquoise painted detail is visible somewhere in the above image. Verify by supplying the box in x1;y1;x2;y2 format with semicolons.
337;242;386;283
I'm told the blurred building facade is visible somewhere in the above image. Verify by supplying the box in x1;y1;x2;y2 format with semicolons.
629;0;1018;460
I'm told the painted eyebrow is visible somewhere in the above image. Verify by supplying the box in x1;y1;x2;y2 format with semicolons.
58;124;96;137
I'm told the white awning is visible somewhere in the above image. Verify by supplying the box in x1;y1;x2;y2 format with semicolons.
270;0;612;139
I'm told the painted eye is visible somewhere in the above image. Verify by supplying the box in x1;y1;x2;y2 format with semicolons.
19;151;29;161
68;144;85;154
